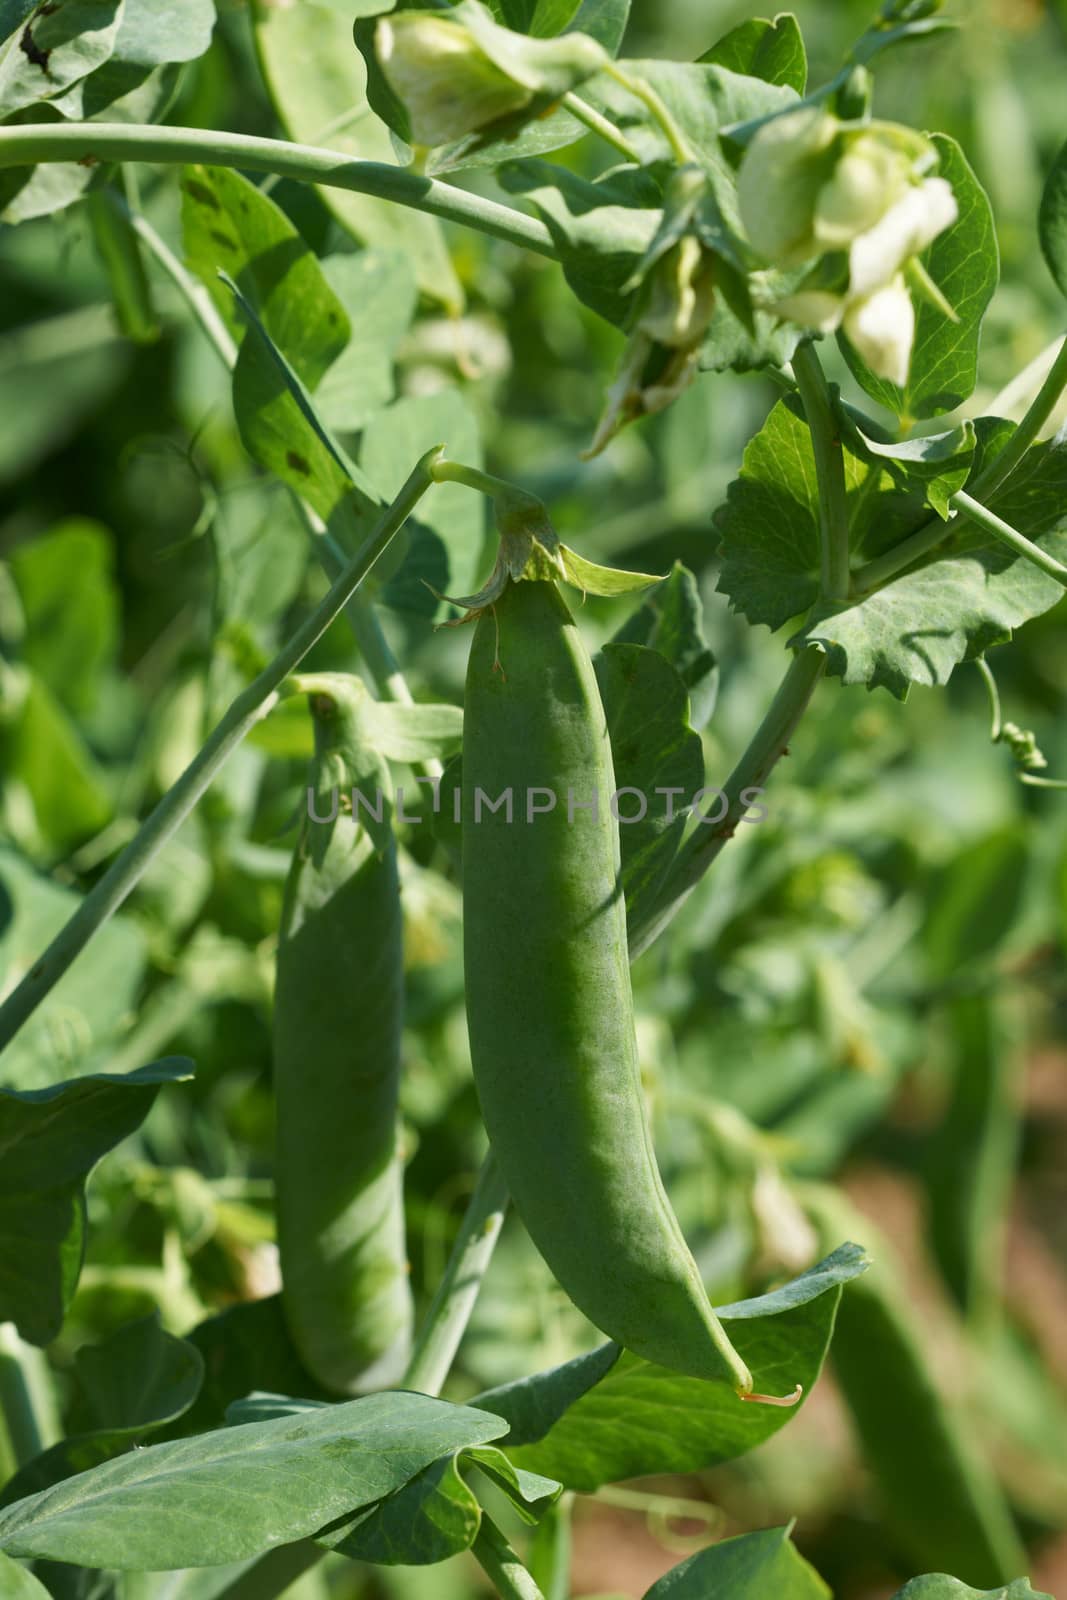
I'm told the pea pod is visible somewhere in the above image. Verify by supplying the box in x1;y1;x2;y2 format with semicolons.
462;575;753;1392
273;674;411;1393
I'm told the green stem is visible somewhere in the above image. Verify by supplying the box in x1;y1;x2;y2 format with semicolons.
792;342;851;604
122;200;237;367
0;453;440;1054
472;1515;546;1600
403;1151;509;1397
560;91;642;162
601;62;693;163
950;489;1067;588
431;459;521;498
631;645;827;959
0;1323;61;1476
852;332;1067;595
0;123;558;259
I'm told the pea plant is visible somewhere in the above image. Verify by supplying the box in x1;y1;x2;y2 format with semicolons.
0;0;1065;1597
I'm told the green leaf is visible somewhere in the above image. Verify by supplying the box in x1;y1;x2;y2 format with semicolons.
0;1060;192;1345
697;15;807;94
0;1549;51;1600
891;1578;1052;1600
489;1245;868;1490
921;825;1030;983
363;701;463;764
500;160;661;327
320;1443;559;1565
314;252;417;433
640;1525;829;1599
0;1395;509;1570
840;136;998;420
250;0;461;311
1038;135;1067;300
106;0;214;67
594;644;703;946
849;13;958;68
0;1314;204;1505
610;562;718;728
839;411;976;520
793;428;1067;697
0;849;147;1090
7;520;118;717
0;0;124;119
176;1298;332;1439
589;58;799;168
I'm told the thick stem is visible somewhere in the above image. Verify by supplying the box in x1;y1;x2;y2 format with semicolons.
402;1151;509;1397
0;453;440;1053
472;1515;546;1600
792;342;851;604
630;645;827;958
0;123;558;259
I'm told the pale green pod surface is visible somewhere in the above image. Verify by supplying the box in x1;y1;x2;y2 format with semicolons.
274;680;412;1393
462;579;751;1391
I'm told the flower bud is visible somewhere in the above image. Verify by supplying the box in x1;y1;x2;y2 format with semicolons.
842;275;915;386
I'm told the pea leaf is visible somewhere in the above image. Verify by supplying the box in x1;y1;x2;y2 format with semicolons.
314;252;417;433
0;1549;51;1600
320;1444;559;1565
792;427;1067;697
249;0;461;311
104;0;214;67
9;521;119;716
1038;135;1067;300
0;850;147;1091
891;1579;1052;1600
175;1298;332;1439
0;0;125;119
0;671;112;857
840;136;998;420
610;562;719;728
640;1525;829;1599
697;15;807;94
838;411;976;521
0;1060;193;1345
483;1244;868;1490
0;1315;204;1505
0;1395;510;1570
594;643;703;947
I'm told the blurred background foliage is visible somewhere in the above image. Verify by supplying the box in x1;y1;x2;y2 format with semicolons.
1;1;1066;1597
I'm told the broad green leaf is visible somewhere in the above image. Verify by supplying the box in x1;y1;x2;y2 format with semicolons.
491;1245;867;1490
0;1314;204;1504
0;1550;50;1600
0;669;113;856
594;644;703;945
610;562;718;728
361;389;484;613
807;1190;1026;1587
0;1394;509;1569
363;701;463;764
640;1525;829;1599
320;1443;559;1565
250;0;461;311
587;59;799;169
891;1578;1052;1600
107;0;214;66
697;15;807;94
0;1061;192;1345
0;849;146;1090
841;137;998;421
500;160;661;327
1038;135;1067;300
0;0;124;119
315;252;417;433
8;520;118;716
793;428;1067;697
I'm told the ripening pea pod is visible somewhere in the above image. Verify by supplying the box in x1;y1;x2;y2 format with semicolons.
455;505;758;1395
273;673;412;1394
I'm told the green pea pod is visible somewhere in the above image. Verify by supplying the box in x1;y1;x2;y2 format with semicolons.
273;674;412;1393
462;577;752;1392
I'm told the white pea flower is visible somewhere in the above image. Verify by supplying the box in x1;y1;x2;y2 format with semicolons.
842;276;915;387
737;108;840;266
848;176;957;296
